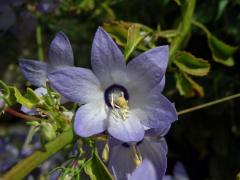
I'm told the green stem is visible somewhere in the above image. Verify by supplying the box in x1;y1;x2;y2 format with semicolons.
177;93;240;115
2;128;74;180
36;25;44;61
169;0;196;61
191;20;211;35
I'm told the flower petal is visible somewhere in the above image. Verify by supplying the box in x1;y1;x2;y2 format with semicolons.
130;83;177;129
146;124;171;137
74;102;107;137
108;144;136;180
48;67;103;104
159;75;166;92
91;27;127;88
128;159;157;180
173;162;189;180
20;106;36;115
127;46;169;93
19;59;47;87
108;110;144;142
138;137;168;180
48;31;74;67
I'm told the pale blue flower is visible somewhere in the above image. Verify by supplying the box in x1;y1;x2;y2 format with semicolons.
48;27;177;142
108;136;168;180
128;159;157;180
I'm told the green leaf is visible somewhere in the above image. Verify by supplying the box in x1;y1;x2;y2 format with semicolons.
173;51;210;76
103;21;153;52
25;88;41;105
124;25;149;60
215;0;229;21
103;21;128;46
207;34;238;66
84;149;114;180
0;80;10;97
175;72;204;97
9;87;34;108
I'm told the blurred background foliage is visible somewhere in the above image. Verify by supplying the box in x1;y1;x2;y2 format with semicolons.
0;0;240;179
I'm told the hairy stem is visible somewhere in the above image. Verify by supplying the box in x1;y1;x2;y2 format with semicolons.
2;128;74;180
177;93;240;115
169;0;196;62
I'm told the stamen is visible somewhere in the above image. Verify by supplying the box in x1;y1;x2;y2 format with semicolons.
110;92;129;121
130;145;142;167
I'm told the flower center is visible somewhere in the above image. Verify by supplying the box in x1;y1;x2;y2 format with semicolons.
104;84;129;121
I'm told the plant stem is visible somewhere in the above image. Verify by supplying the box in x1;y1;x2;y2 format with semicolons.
177;93;240;116
169;0;196;61
36;25;44;61
5;108;41;121
191;20;211;35
1;128;74;180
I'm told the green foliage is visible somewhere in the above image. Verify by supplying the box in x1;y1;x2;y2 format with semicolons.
175;72;204;97
192;20;238;67
10;87;35;108
173;51;210;76
103;21;154;54
84;148;114;180
207;34;238;66
124;25;150;60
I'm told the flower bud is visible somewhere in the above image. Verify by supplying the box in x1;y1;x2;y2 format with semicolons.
102;142;109;163
40;122;56;142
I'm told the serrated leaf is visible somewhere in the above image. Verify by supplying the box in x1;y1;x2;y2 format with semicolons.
173;51;210;76
9;87;34;108
207;34;238;66
84;149;114;180
175;72;204;97
124;25;149;60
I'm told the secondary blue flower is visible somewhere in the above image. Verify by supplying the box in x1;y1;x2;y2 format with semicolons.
108;136;168;180
19;31;74;87
128;159;157;180
48;27;177;142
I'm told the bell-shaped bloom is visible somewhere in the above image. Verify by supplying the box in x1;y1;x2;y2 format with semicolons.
19;31;74;87
128;159;157;180
108;136;168;180
48;27;177;142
